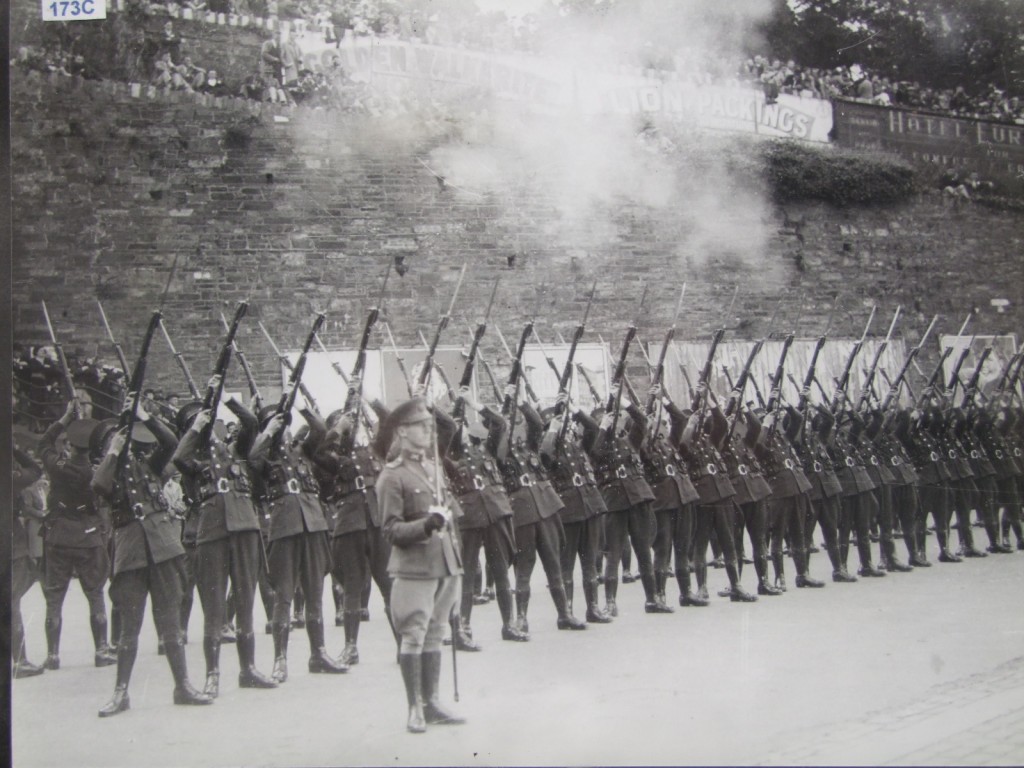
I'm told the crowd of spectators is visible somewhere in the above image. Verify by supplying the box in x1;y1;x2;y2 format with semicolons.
12;346;193;431
14;0;1024;125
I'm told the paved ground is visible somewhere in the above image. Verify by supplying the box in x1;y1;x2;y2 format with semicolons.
11;535;1024;767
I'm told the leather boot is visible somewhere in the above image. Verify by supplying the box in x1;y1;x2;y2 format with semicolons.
515;588;531;633
421;650;464;725
552;585;586;629
653;572;674;612
399;653;426;733
307;618;348;673
271;622;289;683
109;605;121;652
771;552;787;592
456;618;482;650
564;579;574;615
725;562;757;602
44;617;61;670
583;580;612;623
882;539;913;572
202;636;220;698
603;578;619;617
984;512;1013;553
91;615;118;667
793;548;825;588
340;610;361;665
677;567;706;606
237;631;277;689
693;564;712;605
957;510;987;557
857;538;886;576
98;639;137;717
12;623;44;679
935;523;962;562
643;573;672;613
166;640;213;706
496;588;528;640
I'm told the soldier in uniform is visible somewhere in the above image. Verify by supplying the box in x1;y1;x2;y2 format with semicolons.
678;386;756;603
504;398;586;631
38;400;118;670
311;385;395;667
374;397;465;734
831;408;886;577
435;389;527;646
640;388;701;610
539;394;613;623
249;397;349;682
13;445;46;677
586;387;663;614
91;398;212;717
171;387;278;698
862;409;916;571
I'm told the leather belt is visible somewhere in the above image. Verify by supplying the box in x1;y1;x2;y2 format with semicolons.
519;474;534;488
812;461;823;473
473;475;485;491
572;473;585;487
706;463;717;476
784;458;795;470
869;455;879;466
948;449;957;459
665;464;677;477
737;464;748;476
890;455;901;466
615;465;628;480
930;451;940;462
845;457;856;467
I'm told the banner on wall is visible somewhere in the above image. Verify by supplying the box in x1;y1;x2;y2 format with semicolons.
291;32;831;141
832;98;1024;187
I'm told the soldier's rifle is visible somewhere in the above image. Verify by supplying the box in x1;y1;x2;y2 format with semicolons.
116;311;163;474
97;300;132;376
197;301;248;446
383;321;414;399
272;314;327;435
418;330;458;404
575;363;604;406
605;285;648;437
855;305;902;413
945;336;976;406
763;333;796;442
879;314;938;412
41;300;82;418
416;262;468;391
259;320;322;416
220;312;263;410
724;339;765;442
960;345;993;410
693;328;727;438
830;305;876;413
312;334;377;432
453;278;501;422
643;284;686;447
499;321;535;455
494;323;540;404
549;282;597;453
158;317;202;401
344;263;391;429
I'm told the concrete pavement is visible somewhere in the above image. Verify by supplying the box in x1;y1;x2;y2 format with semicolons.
11;537;1024;767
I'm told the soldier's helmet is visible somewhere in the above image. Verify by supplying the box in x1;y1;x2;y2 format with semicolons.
175;401;204;437
66;418;99;450
89;419;119;462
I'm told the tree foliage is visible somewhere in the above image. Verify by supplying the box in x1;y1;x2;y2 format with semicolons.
763;0;1024;95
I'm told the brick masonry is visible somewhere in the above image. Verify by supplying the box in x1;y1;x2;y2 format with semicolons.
11;70;1024;396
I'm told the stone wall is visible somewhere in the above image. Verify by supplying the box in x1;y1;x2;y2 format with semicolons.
11;71;1024;396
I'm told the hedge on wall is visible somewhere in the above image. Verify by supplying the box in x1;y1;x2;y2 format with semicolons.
756;140;918;206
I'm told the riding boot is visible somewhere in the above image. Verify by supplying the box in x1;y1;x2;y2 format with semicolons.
984;510;1013;553
202;636;220;698
340;610;361;665
271;622;289;683
957;509;987;557
677;567;707;606
421;650;464;725
563;579;574;615
12;623;44;678
237;631;276;688
642;573;672;613
91;614;117;667
771;552;787;592
307;618;348;673
756;554;782;595
44;617;61;670
654;572;673;611
399;653;426;733
109;605;121;651
695;563;711;602
165;640;213;706
793;548;825;588
498;587;529;640
98;639;137;717
456;617;482;651
515;588;531;633
857;537;886;577
603;578;619;617
551;585;586;629
725;561;757;602
882;538;913;571
583;579;612;623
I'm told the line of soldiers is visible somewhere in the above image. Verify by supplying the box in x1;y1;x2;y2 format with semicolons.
12;296;1024;734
